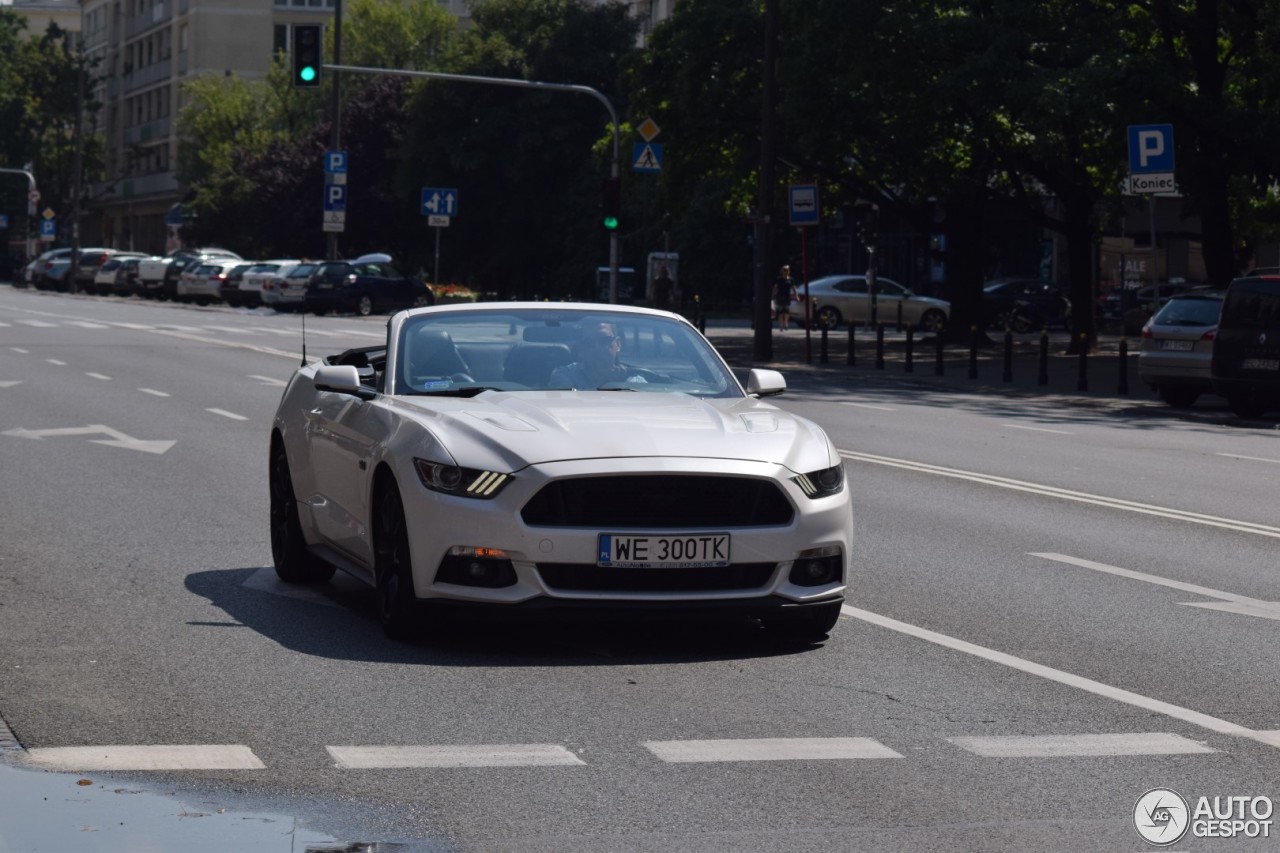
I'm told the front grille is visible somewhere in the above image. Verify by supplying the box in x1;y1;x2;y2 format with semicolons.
536;562;776;592
521;475;793;528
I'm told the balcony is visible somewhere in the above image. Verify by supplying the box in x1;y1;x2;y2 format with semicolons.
123;117;172;146
126;2;171;39
123;57;172;94
120;172;180;199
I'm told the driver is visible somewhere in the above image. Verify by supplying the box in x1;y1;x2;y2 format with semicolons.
549;322;646;388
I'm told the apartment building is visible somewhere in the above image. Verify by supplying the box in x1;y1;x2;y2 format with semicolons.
4;0;81;37
80;0;334;253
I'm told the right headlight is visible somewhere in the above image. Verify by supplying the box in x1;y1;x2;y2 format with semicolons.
414;458;512;499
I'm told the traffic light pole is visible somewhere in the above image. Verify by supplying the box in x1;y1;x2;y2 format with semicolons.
324;62;621;302
326;0;342;262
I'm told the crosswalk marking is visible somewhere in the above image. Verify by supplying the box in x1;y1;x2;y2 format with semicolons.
22;745;265;771
327;744;586;769
643;737;902;763
947;733;1216;758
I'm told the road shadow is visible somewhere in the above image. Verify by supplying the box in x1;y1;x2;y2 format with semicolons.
185;567;829;667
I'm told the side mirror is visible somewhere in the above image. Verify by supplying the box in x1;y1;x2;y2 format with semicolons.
746;368;786;397
314;364;375;400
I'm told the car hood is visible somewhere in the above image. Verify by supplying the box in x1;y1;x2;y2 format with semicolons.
386;391;835;474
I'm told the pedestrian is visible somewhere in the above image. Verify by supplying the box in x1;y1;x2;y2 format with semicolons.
773;264;797;331
652;265;674;311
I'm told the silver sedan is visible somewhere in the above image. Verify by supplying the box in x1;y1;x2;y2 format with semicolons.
804;274;950;332
1138;289;1224;407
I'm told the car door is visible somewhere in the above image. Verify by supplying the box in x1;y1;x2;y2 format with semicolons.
831;277;870;324
304;390;383;572
873;279;908;325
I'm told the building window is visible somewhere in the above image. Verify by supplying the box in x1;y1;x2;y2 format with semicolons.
273;24;288;54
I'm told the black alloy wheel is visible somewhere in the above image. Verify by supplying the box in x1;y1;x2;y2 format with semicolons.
356;294;374;316
816;306;842;330
269;443;336;583
373;481;419;640
919;309;947;334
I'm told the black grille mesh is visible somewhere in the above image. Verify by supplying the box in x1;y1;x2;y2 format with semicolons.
536;562;776;592
520;475;794;528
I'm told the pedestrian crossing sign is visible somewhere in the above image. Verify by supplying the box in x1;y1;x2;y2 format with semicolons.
632;142;663;174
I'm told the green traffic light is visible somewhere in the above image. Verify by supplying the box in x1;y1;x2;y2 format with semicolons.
300;66;317;82
603;215;618;230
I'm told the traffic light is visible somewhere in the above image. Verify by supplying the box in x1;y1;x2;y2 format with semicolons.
292;24;322;88
601;176;620;231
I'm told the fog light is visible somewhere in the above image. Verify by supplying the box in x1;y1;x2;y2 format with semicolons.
435;546;518;588
788;546;843;587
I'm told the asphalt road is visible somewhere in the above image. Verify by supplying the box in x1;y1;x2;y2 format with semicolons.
2;287;1279;852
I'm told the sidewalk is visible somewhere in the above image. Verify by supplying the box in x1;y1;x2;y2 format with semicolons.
700;318;1179;412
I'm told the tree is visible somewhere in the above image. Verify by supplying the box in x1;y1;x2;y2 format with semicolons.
339;0;455;70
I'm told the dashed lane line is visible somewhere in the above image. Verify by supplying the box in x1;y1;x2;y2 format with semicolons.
86;372;111;380
327;744;586;769
644;737;902;763
947;733;1215;758
138;387;170;397
45;359;65;366
21;745;265;771
999;423;1074;435
207;408;248;421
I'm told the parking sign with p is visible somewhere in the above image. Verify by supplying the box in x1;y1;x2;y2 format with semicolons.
1127;124;1174;174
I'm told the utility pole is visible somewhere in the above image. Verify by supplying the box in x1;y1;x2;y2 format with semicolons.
326;0;343;262
68;37;86;292
753;0;778;361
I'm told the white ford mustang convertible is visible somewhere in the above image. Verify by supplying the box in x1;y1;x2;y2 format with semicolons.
270;303;852;640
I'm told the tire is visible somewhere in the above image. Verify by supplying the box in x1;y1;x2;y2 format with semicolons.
373;481;419;640
1011;313;1035;334
815;306;842;330
356;294;374;317
269;443;336;584
770;601;842;641
919;309;947;334
1158;387;1199;409
412;294;431;308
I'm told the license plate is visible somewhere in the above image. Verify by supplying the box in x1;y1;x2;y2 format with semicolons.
597;533;730;568
316;283;333;290
1242;358;1280;371
1159;339;1193;351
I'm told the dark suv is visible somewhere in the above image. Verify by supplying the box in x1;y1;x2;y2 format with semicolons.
304;260;434;316
1211;276;1280;418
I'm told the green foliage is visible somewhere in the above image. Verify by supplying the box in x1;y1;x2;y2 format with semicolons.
338;0;456;69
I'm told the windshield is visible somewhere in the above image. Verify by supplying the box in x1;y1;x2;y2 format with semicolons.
1152;295;1223;326
394;309;741;398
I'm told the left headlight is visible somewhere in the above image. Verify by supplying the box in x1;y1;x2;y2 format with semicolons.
414;458;512;499
792;464;845;499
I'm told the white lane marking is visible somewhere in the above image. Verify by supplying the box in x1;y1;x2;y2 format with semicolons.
999;423;1074;435
0;381;21;388
644;737;902;763
242;567;339;607
948;733;1215;758
65;320;109;329
1033;553;1280;621
86;372;112;380
146;327;301;361
45;359;66;366
249;374;288;386
22;745;265;771
839;603;1280;751
839;450;1280;539
3;424;175;454
333;327;386;339
10;348;29;354
328;744;586;769
138;387;170;397
0;322;8;327
841;402;896;411
107;322;155;330
155;324;204;332
201;324;253;334
16;319;56;327
206;408;248;421
1217;452;1280;465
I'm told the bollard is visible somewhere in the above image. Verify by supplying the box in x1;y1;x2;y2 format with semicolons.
875;323;885;370
820;325;829;364
896;300;904;333
1002;327;1013;382
934;323;945;376
904;326;914;373
847;323;856;366
968;325;978;379
698;314;706;335
1037;330;1049;386
1077;333;1088;392
1117;337;1129;394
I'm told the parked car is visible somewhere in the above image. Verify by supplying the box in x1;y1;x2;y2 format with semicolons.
259;261;308;309
269;302;850;640
304;259;435;316
110;257;147;297
1212;276;1280;418
20;248;74;289
37;257;75;291
137;248;242;300
804;274;949;332
1099;282;1192;333
220;262;258;307
981;278;1071;330
1138;290;1224;408
177;260;238;304
90;252;149;296
274;262;320;311
73;248;121;292
238;260;300;308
